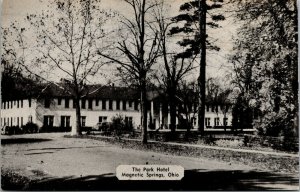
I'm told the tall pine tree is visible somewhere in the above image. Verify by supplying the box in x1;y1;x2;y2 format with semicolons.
170;0;225;134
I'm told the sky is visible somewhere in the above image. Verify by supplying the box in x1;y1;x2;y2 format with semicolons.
1;0;239;86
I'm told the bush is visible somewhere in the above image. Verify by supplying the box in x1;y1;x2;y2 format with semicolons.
203;135;216;145
22;123;39;133
4;126;23;135
110;114;134;137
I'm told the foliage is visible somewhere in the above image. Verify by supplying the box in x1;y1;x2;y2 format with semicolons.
1;23;43;101
111;114;134;136
1;61;42;101
98;0;161;143
230;0;298;137
203;134;216;145
152;0;197;133
171;0;225;133
24;0;114;135
22;123;39;134
170;0;225;58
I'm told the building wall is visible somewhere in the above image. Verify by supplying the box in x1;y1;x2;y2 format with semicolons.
189;105;233;129
0;99;37;127
149;101;233;130
1;97;233;131
34;98;141;129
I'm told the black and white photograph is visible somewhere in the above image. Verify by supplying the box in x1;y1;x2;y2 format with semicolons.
0;0;299;191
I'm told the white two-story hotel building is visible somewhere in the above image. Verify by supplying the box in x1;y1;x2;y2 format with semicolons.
1;83;232;132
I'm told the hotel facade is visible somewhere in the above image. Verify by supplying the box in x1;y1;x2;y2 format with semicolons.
1;83;232;132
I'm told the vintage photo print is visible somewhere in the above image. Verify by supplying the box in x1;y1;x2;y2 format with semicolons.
1;0;298;191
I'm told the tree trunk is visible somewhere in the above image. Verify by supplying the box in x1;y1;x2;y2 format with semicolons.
198;0;206;136
169;89;177;134
71;96;82;136
141;78;148;144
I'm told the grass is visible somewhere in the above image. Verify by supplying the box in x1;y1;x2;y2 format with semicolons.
66;134;299;173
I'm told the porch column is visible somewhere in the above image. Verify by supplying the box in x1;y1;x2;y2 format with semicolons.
176;106;178;129
159;103;162;129
167;105;170;129
151;101;154;124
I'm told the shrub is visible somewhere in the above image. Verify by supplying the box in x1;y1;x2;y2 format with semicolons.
203;135;216;145
110;114;134;137
22;123;39;133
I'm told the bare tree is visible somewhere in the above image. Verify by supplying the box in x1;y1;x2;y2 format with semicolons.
177;80;199;133
98;0;160;144
153;0;196;136
22;0;114;135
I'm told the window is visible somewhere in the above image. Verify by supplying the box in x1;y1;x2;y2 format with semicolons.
28;115;33;123
7;102;9;109
102;99;106;110
123;100;127;110
96;99;99;106
21;100;23;108
28;99;31;108
21;117;23;126
99;116;107;123
134;101;138;110
214;117;220;126
206;105;209;112
58;98;62;105
61;116;71;127
7;118;9;126
17;117;19;126
81;116;86;127
125;116;133;127
73;99;76;108
129;101;132;108
82;99;86;109
65;98;70;108
205;118;211;127
192;117;197;126
109;100;113;110
88;99;93;109
3;102;5;109
223;118;228;126
116;100;120;110
17;101;19;108
11;117;12;126
45;99;51;108
43;115;54;127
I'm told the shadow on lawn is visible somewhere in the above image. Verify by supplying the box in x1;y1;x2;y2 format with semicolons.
1;138;52;145
25;146;106;151
3;169;298;191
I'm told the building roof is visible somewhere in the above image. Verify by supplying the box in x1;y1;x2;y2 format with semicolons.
39;82;140;101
